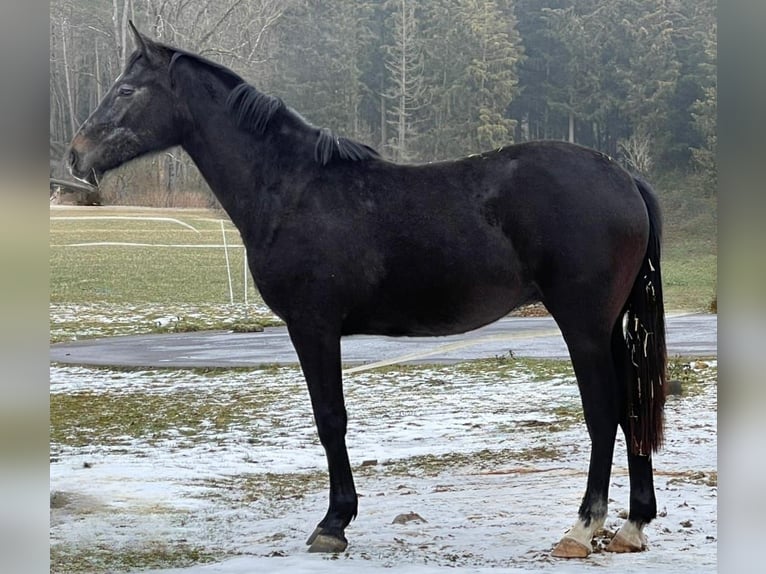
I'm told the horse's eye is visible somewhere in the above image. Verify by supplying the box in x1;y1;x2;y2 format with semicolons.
117;85;135;97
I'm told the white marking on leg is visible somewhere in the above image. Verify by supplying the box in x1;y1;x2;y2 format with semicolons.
612;520;647;550
562;514;606;551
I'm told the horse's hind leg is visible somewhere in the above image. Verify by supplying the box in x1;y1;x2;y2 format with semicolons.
606;327;656;553
288;323;357;553
549;315;621;558
604;445;653;553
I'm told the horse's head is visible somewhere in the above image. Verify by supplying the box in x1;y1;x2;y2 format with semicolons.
68;22;186;186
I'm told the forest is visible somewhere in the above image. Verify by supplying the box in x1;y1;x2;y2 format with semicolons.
49;0;716;205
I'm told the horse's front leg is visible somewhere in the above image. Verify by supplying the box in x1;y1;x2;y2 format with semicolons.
288;324;357;553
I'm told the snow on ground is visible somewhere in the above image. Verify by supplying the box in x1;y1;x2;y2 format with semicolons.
50;360;717;573
50;302;279;342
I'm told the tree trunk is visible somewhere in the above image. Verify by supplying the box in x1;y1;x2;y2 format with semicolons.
122;0;131;67
380;91;386;151
60;20;78;137
398;0;407;161
568;111;574;143
113;0;130;69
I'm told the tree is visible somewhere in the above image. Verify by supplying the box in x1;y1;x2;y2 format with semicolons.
383;0;427;162
529;0;685;161
508;0;571;142
688;13;716;191
50;0;716;205
672;0;716;175
272;1;376;143
50;0;291;204
618;1;681;165
419;0;522;159
464;0;522;150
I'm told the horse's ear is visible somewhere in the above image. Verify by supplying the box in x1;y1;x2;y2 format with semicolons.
128;21;148;53
128;20;162;64
168;52;189;92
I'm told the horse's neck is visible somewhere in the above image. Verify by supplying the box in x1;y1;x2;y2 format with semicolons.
178;87;318;252
181;105;271;225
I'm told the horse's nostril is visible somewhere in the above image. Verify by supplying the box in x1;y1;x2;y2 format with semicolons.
68;149;78;168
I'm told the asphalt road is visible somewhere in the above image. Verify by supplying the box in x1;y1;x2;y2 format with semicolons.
50;313;716;372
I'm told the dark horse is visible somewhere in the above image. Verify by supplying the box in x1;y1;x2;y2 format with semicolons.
69;24;667;558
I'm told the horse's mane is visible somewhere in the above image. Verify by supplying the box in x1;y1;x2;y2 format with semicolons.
225;83;379;166
167;48;378;166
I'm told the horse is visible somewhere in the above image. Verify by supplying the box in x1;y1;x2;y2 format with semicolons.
68;23;666;558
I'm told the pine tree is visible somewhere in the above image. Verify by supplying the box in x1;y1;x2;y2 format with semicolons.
271;1;377;144
419;0;522;159
383;0;427;162
464;0;522;150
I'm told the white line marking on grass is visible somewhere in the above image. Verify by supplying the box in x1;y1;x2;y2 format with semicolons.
52;242;244;248
50;216;201;233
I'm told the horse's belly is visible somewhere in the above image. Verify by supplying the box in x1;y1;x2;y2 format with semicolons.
343;281;539;337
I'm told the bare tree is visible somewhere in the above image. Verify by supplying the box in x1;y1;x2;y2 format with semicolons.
619;129;653;175
112;0;132;68
59;17;78;136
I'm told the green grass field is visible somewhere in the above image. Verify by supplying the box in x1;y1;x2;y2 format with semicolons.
656;172;717;312
50;196;716;342
50;207;256;305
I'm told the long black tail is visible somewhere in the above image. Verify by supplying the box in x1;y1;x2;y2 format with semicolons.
622;177;667;455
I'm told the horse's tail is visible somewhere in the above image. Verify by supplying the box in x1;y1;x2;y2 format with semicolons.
618;176;667;456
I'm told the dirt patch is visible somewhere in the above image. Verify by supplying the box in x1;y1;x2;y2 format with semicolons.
509;303;550;317
50;491;109;526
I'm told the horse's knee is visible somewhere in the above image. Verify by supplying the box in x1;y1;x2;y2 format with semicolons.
314;408;348;446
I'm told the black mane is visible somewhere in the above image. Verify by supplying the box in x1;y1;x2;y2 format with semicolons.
226;83;285;135
167;47;377;166
225;82;379;166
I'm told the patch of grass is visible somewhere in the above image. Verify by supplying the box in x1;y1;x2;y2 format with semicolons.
150;317;208;333
50;388;275;448
149;317;276;334
662;252;717;312
451;356;576;382
230;320;271;333
50;301;282;343
513;444;562;461
377;446;562;477
664;469;717;487
655;171;717;312
194;470;327;507
666;356;717;397
363;357;576;383
186;364;297;377
50;542;218;574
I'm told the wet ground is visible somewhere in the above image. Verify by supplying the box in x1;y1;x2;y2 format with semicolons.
50;313;716;369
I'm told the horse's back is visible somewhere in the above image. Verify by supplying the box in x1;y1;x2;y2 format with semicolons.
259;141;650;337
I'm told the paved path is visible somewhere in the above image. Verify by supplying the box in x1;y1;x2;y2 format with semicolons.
50;313;716;371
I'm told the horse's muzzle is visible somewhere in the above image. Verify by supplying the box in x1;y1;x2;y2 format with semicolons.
67;142;100;188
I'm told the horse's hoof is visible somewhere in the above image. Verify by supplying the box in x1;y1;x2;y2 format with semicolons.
605;530;646;553
307;533;348;553
551;536;592;558
306;526;322;546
